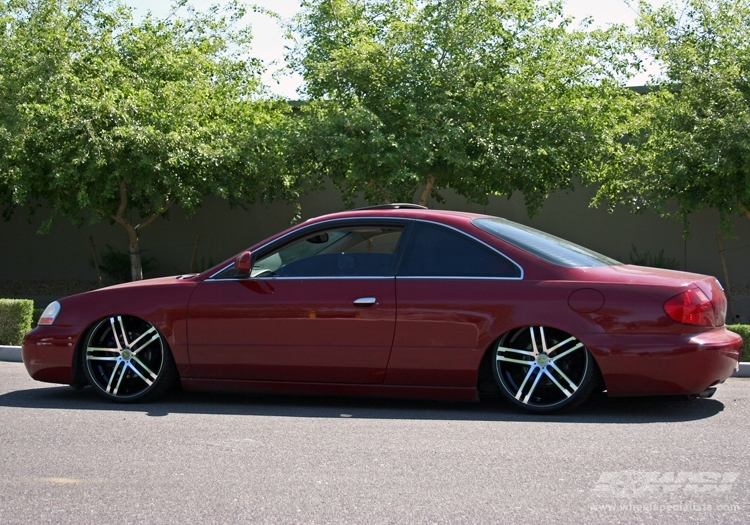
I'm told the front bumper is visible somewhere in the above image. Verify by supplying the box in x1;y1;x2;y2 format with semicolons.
22;326;81;385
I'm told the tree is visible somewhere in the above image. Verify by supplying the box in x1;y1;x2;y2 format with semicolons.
0;0;295;280
592;0;750;231
287;0;637;212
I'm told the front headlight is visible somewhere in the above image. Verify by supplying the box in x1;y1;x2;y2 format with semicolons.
38;301;61;326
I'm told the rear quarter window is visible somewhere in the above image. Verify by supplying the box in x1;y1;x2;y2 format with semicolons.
472;217;620;268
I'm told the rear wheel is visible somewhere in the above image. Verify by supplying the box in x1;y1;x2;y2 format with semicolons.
83;315;177;402
493;326;597;413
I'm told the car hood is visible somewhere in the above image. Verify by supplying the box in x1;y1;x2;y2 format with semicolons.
94;275;197;291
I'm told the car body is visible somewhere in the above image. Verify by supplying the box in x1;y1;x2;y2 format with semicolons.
23;205;742;413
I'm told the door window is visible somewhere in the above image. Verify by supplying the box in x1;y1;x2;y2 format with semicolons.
251;225;405;278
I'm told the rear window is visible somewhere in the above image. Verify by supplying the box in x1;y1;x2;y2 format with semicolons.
472;217;620;268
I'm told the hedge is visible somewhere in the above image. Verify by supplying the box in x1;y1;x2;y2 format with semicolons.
0;299;34;346
726;324;750;362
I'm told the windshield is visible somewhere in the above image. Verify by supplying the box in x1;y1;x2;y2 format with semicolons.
472;217;620;268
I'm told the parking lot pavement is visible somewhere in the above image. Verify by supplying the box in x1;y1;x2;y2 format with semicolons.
0;361;748;525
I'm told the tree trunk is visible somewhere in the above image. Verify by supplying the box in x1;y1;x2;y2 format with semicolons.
106;180;159;281
418;175;435;207
741;202;750;221
127;230;144;281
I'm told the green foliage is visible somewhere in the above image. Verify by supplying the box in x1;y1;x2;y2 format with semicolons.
0;0;298;279
628;244;681;269
726;324;750;362
0;299;34;346
288;0;638;211
93;244;156;282
592;0;750;232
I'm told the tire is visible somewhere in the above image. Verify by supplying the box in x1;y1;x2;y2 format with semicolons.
492;326;598;413
83;315;178;403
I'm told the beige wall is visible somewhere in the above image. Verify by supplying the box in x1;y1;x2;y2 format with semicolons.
2;185;750;294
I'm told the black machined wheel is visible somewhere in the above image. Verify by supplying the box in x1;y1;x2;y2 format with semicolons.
493;326;597;413
83;315;177;402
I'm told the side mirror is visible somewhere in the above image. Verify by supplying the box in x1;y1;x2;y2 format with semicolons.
234;251;252;276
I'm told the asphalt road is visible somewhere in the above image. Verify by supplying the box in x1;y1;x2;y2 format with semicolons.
1;361;748;525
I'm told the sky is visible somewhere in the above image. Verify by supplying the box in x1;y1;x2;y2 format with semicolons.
123;0;671;98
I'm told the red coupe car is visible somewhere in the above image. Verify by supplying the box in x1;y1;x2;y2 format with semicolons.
22;205;742;413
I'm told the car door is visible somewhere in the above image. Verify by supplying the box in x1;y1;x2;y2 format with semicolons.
186;221;407;383
386;220;524;387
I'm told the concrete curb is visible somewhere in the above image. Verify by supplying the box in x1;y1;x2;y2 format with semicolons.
0;345;22;363
0;344;749;376
735;362;750;378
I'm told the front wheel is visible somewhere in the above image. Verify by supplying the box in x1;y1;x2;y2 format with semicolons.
492;326;598;413
83;315;177;403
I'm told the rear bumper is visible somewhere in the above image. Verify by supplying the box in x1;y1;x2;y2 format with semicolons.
22;326;80;385
585;328;742;396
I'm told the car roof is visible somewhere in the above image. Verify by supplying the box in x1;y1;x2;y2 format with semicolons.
303;206;491;225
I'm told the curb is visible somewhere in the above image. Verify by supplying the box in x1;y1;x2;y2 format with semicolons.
0;344;749;376
735;362;750;378
0;345;22;363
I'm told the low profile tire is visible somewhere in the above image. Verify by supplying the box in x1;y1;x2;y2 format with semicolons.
493;326;598;414
83;315;177;403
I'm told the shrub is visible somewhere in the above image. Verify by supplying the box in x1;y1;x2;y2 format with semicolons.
92;244;156;282
726;324;750;362
0;299;34;346
629;244;681;270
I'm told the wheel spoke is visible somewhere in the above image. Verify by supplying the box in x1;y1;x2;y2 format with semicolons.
497;356;534;365
109;318;123;351
126;362;154;386
514;365;538;400
129;326;157;351
117;316;131;347
87;346;120;355
538;326;549;353
132;333;160;355
497;346;535;357
87;356;119;362
549;362;580;392
550;342;583;362
131;356;158;380
529;326;540;356
105;360;123;393
546;336;577;356
543;369;572;398
112;363;127;395
522;369;544;404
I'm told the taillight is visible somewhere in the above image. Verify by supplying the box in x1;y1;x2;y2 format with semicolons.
664;289;716;327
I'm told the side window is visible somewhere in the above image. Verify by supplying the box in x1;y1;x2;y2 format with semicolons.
398;222;521;278
251;225;404;278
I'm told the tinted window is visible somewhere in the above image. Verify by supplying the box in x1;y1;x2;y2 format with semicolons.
472;217;620;268
253;226;404;278
399;222;521;278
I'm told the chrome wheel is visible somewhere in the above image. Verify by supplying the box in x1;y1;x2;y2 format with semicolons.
493;326;596;413
83;315;176;402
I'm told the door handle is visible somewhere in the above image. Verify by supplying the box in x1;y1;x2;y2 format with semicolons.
353;297;377;306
